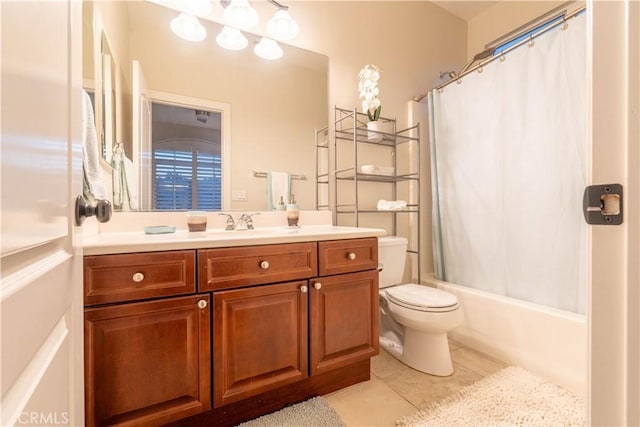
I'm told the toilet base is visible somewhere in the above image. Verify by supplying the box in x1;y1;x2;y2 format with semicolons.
380;330;454;377
403;329;454;376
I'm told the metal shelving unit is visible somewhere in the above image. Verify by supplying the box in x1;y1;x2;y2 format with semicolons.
333;106;421;279
315;125;329;210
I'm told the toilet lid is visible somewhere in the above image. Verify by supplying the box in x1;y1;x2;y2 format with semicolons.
386;284;458;311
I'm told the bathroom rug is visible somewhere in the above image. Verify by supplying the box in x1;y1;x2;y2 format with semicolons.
237;396;345;427
396;366;585;427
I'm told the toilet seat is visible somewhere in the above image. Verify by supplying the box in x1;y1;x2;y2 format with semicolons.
385;284;459;312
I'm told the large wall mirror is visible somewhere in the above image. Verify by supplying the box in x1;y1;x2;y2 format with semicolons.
83;0;328;212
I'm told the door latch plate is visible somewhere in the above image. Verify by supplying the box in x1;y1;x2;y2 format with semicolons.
583;184;623;225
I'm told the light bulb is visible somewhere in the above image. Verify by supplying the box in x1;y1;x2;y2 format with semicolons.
222;0;259;30
254;37;283;60
170;13;206;42
266;9;299;41
216;26;248;50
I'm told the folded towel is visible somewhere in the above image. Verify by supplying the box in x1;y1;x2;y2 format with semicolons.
377;200;407;211
81;90;108;201
267;171;291;210
360;165;395;176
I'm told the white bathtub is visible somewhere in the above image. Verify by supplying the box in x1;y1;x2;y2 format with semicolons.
426;276;587;396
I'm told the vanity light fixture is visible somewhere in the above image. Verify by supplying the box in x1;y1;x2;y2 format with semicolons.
216;26;248;50
170;13;207;42
266;8;299;42
254;37;283;60
222;0;259;30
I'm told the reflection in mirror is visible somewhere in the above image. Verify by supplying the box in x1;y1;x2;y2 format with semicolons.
152;103;222;210
100;34;116;160
84;1;328;212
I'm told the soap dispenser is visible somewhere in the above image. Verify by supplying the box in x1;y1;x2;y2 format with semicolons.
286;194;299;227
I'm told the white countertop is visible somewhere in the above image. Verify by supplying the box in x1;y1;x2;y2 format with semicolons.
83;225;387;256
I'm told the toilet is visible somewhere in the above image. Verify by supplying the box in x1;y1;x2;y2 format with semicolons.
378;236;463;376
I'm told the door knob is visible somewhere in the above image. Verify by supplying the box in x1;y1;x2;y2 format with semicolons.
75;195;112;226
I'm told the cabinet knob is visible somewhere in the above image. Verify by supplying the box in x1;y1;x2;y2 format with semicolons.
300;285;308;293
347;252;357;260
259;260;270;270
197;300;208;309
132;272;145;283
314;282;322;290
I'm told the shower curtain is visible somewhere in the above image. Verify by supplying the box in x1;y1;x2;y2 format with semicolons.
429;13;587;314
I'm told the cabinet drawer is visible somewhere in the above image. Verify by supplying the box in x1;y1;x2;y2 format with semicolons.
318;237;378;276
84;250;196;306
199;242;317;291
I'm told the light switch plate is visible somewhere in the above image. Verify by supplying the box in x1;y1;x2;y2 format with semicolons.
232;190;248;202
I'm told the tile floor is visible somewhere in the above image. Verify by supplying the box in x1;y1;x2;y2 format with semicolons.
324;340;508;426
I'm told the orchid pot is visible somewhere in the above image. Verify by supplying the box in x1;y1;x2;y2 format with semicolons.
366;119;392;141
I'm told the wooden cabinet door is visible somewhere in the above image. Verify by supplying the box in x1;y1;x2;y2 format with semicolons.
214;281;309;407
84;294;211;426
310;270;379;376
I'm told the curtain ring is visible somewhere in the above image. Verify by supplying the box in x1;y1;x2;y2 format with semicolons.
561;21;569;31
456;79;462;85
477;66;483;74
528;38;535;47
438;88;443;94
499;54;506;62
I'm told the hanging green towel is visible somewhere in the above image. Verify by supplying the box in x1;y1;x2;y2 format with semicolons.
267;171;291;210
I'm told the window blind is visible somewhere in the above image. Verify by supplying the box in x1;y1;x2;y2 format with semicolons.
153;142;221;210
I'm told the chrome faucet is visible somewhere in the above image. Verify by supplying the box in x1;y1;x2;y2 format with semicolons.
218;213;235;230
236;213;259;230
218;212;259;230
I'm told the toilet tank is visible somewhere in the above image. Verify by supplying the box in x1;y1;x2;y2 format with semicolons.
378;236;408;288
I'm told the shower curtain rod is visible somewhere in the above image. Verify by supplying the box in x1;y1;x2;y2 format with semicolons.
412;3;585;101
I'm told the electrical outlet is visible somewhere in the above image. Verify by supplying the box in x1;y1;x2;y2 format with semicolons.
232;190;248;202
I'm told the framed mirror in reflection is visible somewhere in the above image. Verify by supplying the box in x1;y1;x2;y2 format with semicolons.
83;0;328;213
100;34;117;161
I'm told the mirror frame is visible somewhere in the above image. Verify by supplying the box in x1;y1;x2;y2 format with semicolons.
100;33;116;163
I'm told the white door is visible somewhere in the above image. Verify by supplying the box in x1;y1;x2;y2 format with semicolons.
132;60;152;210
1;1;84;426
589;0;639;425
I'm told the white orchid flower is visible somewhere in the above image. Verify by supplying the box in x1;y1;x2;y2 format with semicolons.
358;64;382;121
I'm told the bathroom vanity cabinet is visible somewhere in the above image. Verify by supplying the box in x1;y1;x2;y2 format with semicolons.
207;239;378;408
82;233;380;427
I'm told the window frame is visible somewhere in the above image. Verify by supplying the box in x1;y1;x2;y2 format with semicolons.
147;90;231;210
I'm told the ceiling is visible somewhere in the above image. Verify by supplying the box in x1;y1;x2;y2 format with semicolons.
431;1;499;21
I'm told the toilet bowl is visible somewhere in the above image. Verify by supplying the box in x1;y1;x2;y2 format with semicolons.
378;237;463;376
